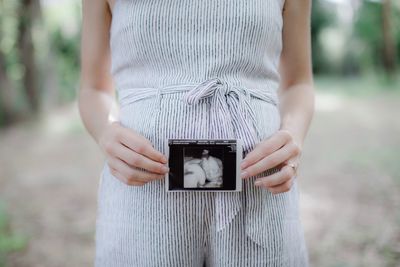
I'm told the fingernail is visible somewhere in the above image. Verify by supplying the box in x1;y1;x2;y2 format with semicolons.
162;166;169;172
241;160;248;168
162;156;168;163
241;171;248;179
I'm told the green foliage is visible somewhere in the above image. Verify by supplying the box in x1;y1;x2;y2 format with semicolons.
0;0;82;127
311;0;336;74
353;1;400;73
0;201;28;266
311;0;400;76
353;2;384;70
50;27;80;102
0;1;26;108
43;1;82;102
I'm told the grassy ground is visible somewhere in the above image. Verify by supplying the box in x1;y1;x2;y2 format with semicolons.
0;76;399;267
0;202;28;267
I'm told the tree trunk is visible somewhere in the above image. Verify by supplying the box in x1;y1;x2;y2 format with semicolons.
382;0;397;75
0;51;20;125
17;0;41;114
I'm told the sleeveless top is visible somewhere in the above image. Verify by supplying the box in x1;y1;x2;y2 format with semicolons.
109;0;288;237
110;0;284;99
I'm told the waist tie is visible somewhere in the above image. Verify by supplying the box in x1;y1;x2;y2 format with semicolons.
117;77;279;232
118;77;279;152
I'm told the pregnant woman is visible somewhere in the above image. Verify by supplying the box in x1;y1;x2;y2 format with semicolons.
79;0;315;266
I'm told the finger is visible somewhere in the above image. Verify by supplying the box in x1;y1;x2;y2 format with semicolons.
119;128;168;164
242;141;297;179
113;143;169;174
108;157;165;183
284;158;299;177
254;163;295;188
109;166;147;186
241;131;288;169
268;178;293;195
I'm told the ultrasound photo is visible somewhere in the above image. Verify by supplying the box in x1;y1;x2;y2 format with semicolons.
165;139;242;192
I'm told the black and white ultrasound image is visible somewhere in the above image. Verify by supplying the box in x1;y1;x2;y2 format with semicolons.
166;139;242;192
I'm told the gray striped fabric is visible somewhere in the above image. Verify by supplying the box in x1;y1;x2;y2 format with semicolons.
95;0;309;265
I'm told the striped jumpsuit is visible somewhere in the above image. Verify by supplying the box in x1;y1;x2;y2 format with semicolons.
94;0;310;266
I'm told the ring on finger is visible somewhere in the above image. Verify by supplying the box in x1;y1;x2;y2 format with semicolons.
285;161;298;176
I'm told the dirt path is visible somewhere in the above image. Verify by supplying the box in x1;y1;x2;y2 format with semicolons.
0;104;103;267
0;91;399;267
300;90;400;267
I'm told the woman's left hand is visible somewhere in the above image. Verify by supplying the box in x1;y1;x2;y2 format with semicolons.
240;129;302;194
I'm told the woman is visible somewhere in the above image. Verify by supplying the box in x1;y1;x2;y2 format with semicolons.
79;0;315;266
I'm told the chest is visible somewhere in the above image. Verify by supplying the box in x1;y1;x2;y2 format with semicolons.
110;0;284;44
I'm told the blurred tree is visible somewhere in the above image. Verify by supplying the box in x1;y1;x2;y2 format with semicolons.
17;0;41;114
354;0;399;77
0;0;44;126
0;50;18;125
311;0;335;74
0;0;64;127
50;26;80;102
0;1;21;125
382;0;397;75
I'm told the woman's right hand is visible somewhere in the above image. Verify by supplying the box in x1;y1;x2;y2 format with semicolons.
98;121;169;186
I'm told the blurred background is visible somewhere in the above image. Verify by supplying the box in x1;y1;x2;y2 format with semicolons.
0;0;399;266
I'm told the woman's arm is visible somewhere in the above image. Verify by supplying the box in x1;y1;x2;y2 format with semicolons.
79;0;116;144
240;0;315;194
278;0;315;150
78;0;169;186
